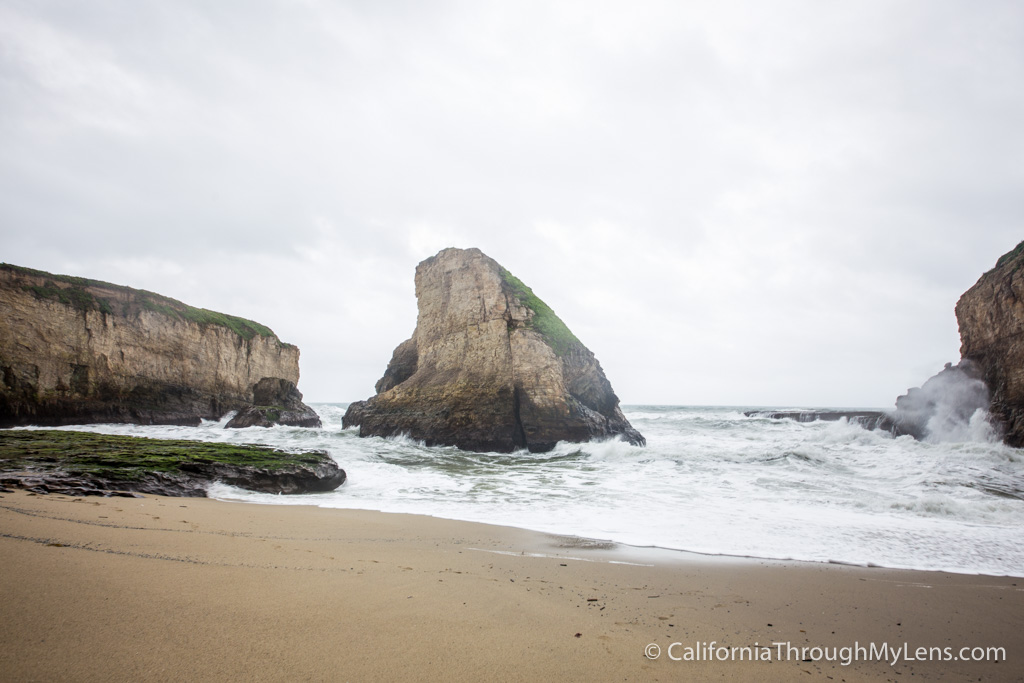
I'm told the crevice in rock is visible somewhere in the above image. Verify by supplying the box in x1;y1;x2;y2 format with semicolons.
512;385;527;450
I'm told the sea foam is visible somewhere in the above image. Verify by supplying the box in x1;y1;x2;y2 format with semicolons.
44;404;1024;576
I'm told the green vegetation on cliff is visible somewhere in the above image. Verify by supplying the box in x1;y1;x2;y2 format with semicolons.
993;240;1024;272
24;280;114;315
0;429;329;482
499;267;580;356
2;263;286;344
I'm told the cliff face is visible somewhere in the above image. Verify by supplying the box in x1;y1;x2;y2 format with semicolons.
343;248;644;452
0;264;314;427
956;241;1024;446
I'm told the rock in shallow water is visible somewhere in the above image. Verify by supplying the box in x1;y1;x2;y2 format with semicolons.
744;410;901;433
746;362;995;442
225;378;322;428
343;247;644;453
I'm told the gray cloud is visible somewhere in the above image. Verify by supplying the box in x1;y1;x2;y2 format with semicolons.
1;0;1021;405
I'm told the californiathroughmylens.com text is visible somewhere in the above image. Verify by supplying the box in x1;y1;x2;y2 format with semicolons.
643;641;1007;667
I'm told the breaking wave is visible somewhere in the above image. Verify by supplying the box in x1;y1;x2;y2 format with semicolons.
34;404;1024;576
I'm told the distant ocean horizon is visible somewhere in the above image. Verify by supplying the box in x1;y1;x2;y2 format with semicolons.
33;403;1024;577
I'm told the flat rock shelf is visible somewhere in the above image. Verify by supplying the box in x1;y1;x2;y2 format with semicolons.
0;429;345;497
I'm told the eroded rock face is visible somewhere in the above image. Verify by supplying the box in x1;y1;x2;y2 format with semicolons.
343;248;644;452
225;377;322;428
956;241;1024;446
0;264;316;427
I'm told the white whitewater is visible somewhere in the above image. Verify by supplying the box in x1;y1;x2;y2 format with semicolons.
39;404;1024;576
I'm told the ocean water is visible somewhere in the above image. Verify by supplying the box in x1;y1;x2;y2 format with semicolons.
39;404;1024;577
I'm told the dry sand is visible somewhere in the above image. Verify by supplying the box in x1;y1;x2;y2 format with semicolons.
1;488;1021;682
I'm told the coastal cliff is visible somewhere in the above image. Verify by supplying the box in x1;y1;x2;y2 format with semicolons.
956;241;1024;446
343;248;644;452
0;264;318;428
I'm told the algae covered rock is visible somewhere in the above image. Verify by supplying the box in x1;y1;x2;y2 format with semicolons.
0;429;346;497
343;248;644;452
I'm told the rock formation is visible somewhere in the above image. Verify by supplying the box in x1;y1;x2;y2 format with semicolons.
0;429;345;497
225;377;321;428
343;248;644;452
956;241;1024;446
744;409;900;433
0;264;319;428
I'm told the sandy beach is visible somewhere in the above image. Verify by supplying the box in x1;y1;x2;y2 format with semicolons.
0;489;1020;682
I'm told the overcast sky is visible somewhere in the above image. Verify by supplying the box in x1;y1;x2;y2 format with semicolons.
2;0;1022;406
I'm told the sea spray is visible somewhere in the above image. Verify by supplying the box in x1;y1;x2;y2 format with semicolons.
891;361;1000;443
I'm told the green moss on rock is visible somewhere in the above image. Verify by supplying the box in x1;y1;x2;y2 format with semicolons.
993;240;1024;272
499;267;580;356
0;429;328;482
24;281;109;314
2;263;286;344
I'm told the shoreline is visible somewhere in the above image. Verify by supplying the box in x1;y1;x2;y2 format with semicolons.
15;415;1022;578
211;490;1024;579
2;489;1021;681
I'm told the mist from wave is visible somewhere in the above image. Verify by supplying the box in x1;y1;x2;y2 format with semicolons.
36;404;1024;576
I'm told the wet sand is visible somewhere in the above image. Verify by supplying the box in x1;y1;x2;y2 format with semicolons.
1;489;1021;681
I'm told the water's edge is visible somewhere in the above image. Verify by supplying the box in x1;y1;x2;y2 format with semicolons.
17;404;1024;577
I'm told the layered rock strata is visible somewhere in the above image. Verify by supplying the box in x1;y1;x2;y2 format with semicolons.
0;264;317;427
343;248;644;452
956;241;1024;446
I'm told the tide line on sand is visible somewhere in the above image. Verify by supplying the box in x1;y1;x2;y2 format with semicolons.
0;490;1021;682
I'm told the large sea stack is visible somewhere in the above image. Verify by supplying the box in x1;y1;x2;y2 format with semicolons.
955;241;1024;446
343;248;644;452
0;264;319;428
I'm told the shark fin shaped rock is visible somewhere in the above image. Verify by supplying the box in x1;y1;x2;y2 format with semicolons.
343;248;644;453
